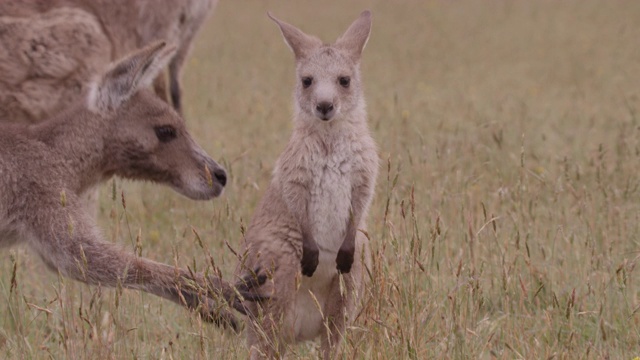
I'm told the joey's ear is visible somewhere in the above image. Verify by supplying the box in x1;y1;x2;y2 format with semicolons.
335;10;372;62
87;41;177;113
268;12;322;60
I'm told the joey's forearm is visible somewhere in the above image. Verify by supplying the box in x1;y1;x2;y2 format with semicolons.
300;219;319;276
336;181;372;273
336;210;359;273
296;211;319;276
282;180;320;276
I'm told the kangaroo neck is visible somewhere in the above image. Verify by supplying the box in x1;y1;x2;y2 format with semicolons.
33;105;110;195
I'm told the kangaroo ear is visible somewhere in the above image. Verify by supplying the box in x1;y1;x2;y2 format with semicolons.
88;41;177;113
335;10;372;62
268;12;322;60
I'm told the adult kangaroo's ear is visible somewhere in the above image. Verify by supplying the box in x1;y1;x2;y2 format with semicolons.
335;10;372;62
268;12;322;60
88;41;177;113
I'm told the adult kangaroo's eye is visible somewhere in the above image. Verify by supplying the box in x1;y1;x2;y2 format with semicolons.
154;125;177;143
302;77;313;89
339;76;350;88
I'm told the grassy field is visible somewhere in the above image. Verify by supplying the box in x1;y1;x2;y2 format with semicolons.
3;0;640;358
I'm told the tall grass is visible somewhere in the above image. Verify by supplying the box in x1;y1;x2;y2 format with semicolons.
2;0;640;358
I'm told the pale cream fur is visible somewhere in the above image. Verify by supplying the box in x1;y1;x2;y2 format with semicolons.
236;11;378;359
0;42;264;332
0;0;218;121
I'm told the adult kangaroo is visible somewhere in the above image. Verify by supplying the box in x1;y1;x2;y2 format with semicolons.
0;42;263;331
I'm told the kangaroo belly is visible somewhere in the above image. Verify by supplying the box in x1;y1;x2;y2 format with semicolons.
289;263;337;341
287;230;371;342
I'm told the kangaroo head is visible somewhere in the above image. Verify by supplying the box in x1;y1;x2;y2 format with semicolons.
269;10;372;122
86;42;227;200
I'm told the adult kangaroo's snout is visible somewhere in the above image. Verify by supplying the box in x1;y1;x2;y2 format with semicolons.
212;166;227;187
204;157;227;188
177;147;228;200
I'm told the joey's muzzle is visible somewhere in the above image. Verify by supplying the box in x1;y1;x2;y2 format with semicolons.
315;101;335;121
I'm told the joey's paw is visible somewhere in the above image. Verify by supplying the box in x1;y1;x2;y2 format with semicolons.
231;269;270;314
199;301;241;333
235;268;268;295
301;246;319;277
336;247;355;274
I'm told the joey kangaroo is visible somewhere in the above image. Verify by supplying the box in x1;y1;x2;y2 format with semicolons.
236;11;378;359
0;42;263;331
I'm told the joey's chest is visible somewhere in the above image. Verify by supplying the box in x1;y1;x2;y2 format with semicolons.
306;140;358;199
304;140;360;249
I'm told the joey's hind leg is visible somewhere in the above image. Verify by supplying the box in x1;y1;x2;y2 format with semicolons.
320;273;356;360
321;233;369;360
244;262;298;359
246;303;289;360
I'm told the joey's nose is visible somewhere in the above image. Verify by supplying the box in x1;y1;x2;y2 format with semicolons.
316;102;334;119
213;168;227;187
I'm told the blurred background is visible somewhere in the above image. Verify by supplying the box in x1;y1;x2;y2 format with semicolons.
3;0;640;358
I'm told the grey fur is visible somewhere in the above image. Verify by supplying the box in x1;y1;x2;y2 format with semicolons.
0;0;218;119
0;42;258;332
237;11;378;359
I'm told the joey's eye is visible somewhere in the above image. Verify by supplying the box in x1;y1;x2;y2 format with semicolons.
154;125;177;143
301;77;313;88
339;76;350;88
